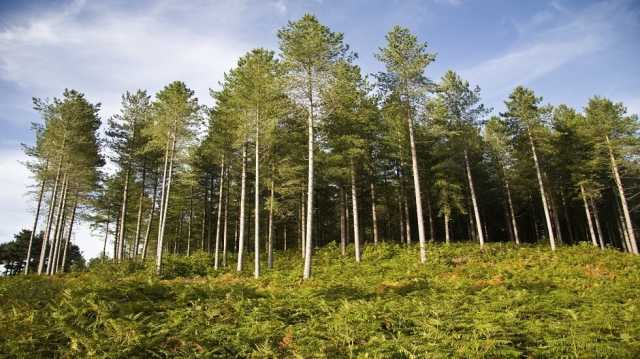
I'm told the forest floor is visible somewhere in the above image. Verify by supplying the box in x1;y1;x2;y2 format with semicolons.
1;242;639;358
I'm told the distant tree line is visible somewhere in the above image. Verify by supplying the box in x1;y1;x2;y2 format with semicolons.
19;15;639;279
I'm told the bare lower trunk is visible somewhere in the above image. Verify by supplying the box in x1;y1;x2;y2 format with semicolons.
351;160;361;262
254;124;261;278
214;157;225;269
300;193;306;259
407;110;426;262
102;208;110;260
187;186;193;256
142;174;158;262
25;175;46;275
444;212;450;244
528;128;556;250
303;104;314;280
134;166;146;258
549;194;563;245
340;187;346;256
267;179;274;269
590;199;605;250
370;181;379;245
464;149;484;247
156;131;176;275
49;175;68;275
505;180;520;245
580;184;598;247
560;190;575;244
60;197;78;272
117;168;131;262
222;168;229;267
38;159;63;275
237;144;247;272
426;192;435;242
607;136;637;254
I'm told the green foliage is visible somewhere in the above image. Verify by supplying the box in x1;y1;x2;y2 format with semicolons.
2;244;639;357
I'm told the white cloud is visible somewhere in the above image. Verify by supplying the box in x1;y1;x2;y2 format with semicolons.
0;0;256;119
460;0;633;105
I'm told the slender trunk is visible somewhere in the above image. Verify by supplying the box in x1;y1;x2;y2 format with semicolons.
208;176;214;253
237;144;247;272
426;192;435;242
549;193;563;245
222;167;230;267
254;120;261;278
187;186;193;256
398;191;405;244
580;184;598;247
53;195;68;274
201;177;208;251
619;208;632;252
301;193;306;259
350;160;361;262
134;166;146;258
214;157;225;269
60;196;78;272
102;207;110;260
303;97;314;280
155;140;170;264
49;175;68;275
370;181;379;245
590;199;605;250
142;173;158;262
117;168;131;262
606;135;637;254
528;128;556;250
156;130;176;275
38;159;63;275
464;149;484;247
560;190;575;244
505;180;520;245
444;212;450;244
25;175;46;275
404;197;411;246
267;179;274;269
407;107;427;262
340;187;346;256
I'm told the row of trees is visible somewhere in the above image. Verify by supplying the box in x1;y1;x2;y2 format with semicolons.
21;15;639;279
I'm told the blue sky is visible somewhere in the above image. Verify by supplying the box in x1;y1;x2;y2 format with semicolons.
1;0;639;259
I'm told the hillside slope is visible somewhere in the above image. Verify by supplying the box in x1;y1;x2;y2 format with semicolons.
1;243;639;358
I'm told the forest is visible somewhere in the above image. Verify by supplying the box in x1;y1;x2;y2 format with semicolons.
2;14;640;357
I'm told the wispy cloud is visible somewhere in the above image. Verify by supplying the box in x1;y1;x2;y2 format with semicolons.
461;0;637;106
0;0;265;118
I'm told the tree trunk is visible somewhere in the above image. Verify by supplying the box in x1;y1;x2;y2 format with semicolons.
426;191;435;242
407;109;426;262
505;180;520;245
117;168;131;262
444;212;450;244
187;185;193;256
549;193;563;245
133;165;146;258
370;181;379;245
580;184;598;247
267;179;274;269
340;187;347;256
528;128;556;250
254;121;261;278
222;167;230;267
156;130;176;275
214;157;225;269
60;196;78;272
237;143;247;272
351;160;361;262
102;207;110;260
590;199;605;249
25;175;46;275
142;173;158;262
560;190;575;244
464;149;485;247
49;175;68;275
303;100;314;279
301;193;306;259
38;159;63;275
606;135;637;254
398;192;405;244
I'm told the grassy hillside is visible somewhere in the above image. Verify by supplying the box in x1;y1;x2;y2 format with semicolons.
1;243;639;358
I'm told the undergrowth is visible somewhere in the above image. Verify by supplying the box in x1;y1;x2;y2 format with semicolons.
1;242;639;358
